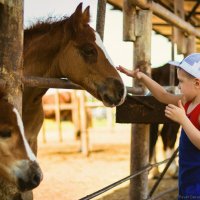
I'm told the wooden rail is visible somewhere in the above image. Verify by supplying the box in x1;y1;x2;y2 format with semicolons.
131;0;200;38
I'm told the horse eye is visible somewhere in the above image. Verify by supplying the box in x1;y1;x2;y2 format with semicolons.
0;130;12;138
83;47;95;56
80;44;97;57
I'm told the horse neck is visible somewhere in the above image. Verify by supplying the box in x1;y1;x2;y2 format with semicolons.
23;21;71;104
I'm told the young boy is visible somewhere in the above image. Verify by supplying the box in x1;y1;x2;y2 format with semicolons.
117;53;200;199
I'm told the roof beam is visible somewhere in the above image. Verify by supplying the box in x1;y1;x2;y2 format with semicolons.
129;0;200;38
186;1;200;21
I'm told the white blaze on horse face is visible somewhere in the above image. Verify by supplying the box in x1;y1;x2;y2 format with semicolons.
118;85;127;106
95;32;127;106
13;108;36;161
95;32;115;67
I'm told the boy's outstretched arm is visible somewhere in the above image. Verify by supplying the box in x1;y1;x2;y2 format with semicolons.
117;65;181;105
116;66;141;79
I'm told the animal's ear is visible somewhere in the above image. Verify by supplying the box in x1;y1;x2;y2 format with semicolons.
69;3;90;35
82;6;90;24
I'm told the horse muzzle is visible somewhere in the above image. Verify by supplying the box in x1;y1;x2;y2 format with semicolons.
97;78;127;107
12;160;43;192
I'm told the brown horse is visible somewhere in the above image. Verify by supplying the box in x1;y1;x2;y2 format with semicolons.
16;3;126;199
0;89;42;199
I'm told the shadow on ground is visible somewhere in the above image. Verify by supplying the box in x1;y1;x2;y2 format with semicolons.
97;179;178;200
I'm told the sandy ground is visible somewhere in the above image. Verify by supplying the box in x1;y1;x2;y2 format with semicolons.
32;120;178;200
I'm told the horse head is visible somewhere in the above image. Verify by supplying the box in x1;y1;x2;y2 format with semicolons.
0;90;42;191
58;3;126;107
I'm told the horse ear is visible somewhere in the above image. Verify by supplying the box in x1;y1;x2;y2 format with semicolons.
69;3;90;35
74;2;83;17
70;3;83;34
82;6;90;24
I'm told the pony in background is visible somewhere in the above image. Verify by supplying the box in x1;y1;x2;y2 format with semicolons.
0;89;42;200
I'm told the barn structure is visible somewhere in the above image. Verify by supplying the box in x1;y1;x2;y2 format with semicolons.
111;0;200;200
1;0;200;199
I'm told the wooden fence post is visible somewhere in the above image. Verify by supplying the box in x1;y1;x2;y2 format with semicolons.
0;0;23;111
130;9;152;200
0;0;24;199
186;35;196;54
96;0;107;40
123;0;136;41
55;90;62;142
80;91;90;156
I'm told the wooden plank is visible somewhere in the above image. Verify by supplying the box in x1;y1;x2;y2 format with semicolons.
129;8;152;200
0;0;24;199
96;0;106;40
186;34;196;54
152;15;168;24
0;0;23;111
130;0;200;38
174;0;187;54
116;95;174;123
123;0;136;41
153;26;172;35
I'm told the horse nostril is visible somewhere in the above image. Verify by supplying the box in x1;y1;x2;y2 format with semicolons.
18;172;42;192
32;173;41;187
103;94;114;105
119;88;125;98
18;177;27;192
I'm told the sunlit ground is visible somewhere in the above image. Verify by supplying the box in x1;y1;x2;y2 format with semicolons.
33;115;178;200
33;114;132;200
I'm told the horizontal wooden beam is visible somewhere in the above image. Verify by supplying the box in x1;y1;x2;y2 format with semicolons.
129;0;200;38
116;95;175;123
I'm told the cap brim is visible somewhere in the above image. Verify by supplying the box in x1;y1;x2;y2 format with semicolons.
168;61;180;67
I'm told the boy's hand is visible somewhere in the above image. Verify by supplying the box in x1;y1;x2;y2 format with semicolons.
165;100;186;124
116;66;142;79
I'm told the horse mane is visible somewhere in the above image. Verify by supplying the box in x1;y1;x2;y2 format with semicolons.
24;16;70;42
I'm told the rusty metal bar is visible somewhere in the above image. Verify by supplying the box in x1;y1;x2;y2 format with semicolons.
96;0;107;40
79;164;152;200
22;76;82;89
79;157;177;200
126;86;144;94
0;76;142;95
147;147;179;198
23;76;138;94
130;0;200;38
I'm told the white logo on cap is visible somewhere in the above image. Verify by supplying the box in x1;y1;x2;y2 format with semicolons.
192;61;200;68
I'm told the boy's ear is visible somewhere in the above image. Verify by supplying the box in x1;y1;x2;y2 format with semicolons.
194;78;200;88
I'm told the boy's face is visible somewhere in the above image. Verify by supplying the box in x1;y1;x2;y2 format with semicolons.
177;68;198;102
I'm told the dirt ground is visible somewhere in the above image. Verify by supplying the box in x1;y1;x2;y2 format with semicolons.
32;120;178;200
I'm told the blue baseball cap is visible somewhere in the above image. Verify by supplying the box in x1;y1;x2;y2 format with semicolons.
168;53;200;78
